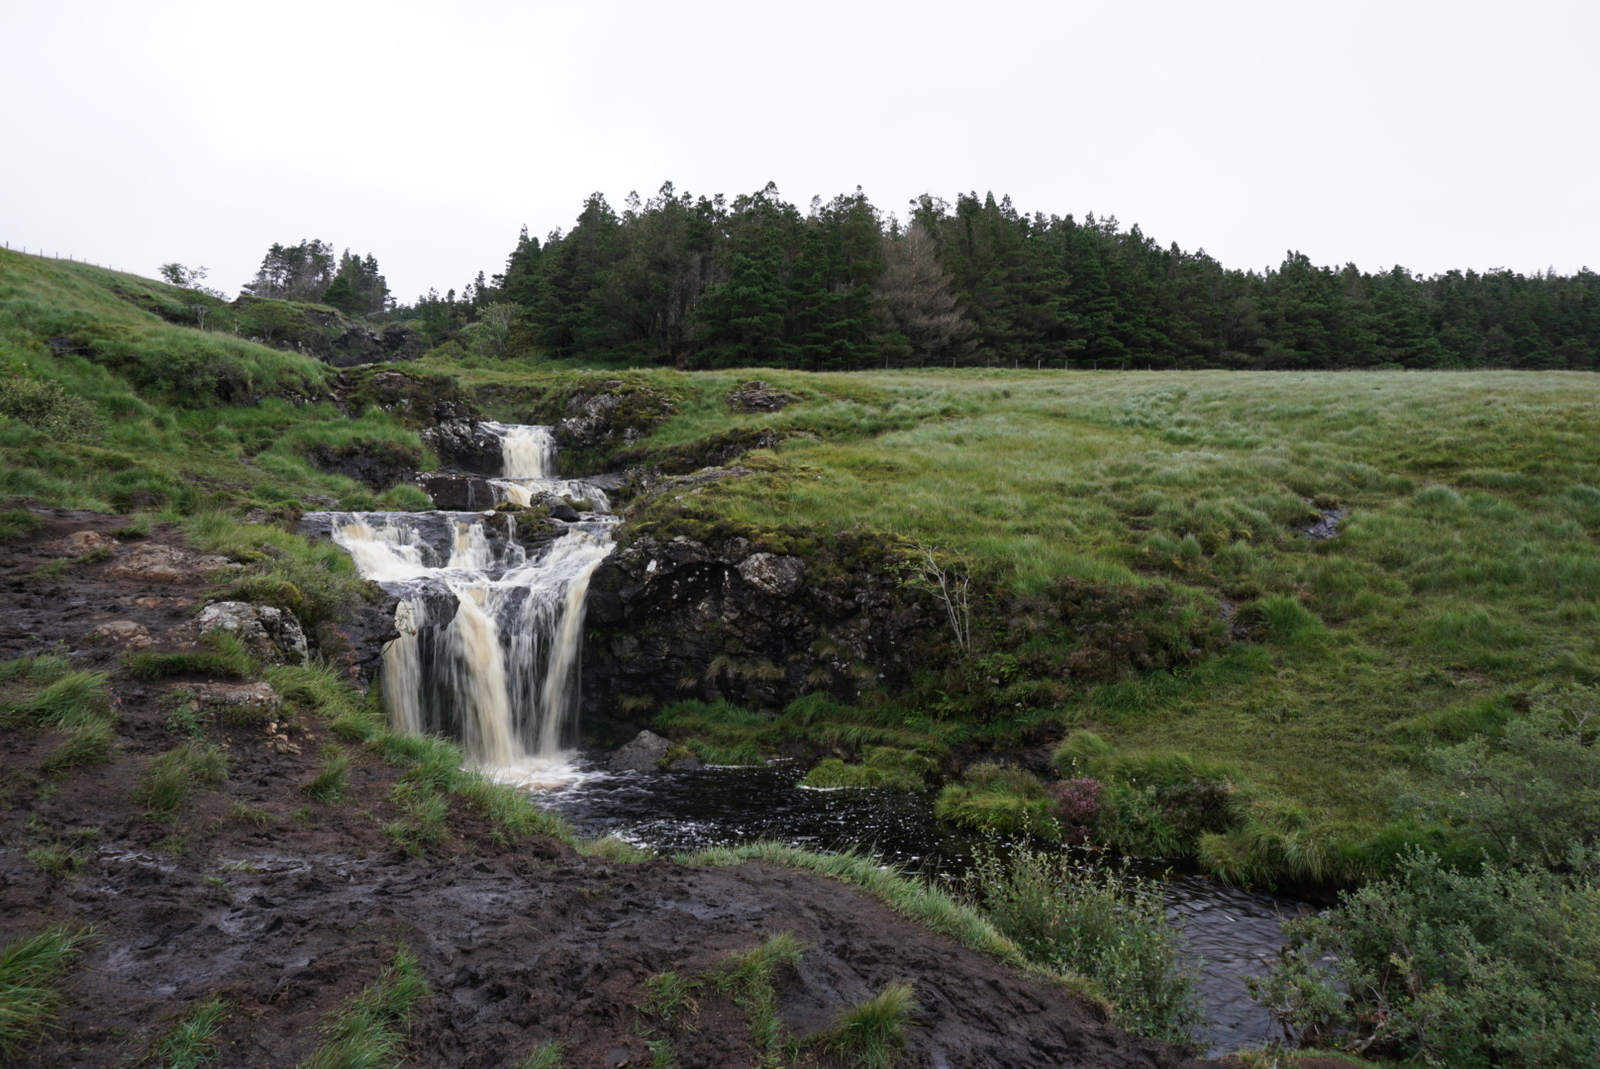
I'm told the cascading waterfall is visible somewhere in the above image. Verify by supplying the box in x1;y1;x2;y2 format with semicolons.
313;423;615;779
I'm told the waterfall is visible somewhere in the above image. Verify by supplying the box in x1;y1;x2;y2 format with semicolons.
312;424;615;776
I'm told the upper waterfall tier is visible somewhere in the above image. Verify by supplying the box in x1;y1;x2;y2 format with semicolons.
483;422;557;479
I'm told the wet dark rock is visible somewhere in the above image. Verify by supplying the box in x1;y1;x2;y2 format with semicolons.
727;380;796;412
415;473;501;510
304;438;421;491
608;730;672;771
542;497;582;523
422;419;504;475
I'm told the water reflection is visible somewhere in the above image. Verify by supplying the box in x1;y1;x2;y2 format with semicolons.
539;757;1301;1055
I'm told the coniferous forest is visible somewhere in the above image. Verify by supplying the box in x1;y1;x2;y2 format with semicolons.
394;183;1600;372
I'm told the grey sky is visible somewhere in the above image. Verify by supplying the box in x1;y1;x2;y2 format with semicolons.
4;0;1595;303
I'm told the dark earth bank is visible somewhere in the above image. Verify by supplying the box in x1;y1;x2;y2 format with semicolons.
0;506;1235;1068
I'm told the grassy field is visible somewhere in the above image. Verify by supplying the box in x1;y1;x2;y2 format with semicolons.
450;359;1600;878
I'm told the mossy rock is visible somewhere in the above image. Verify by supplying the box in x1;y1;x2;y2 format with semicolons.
800;746;935;791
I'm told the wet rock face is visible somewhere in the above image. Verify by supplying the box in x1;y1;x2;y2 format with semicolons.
189;601;309;666
414;473;501;510
727;380;796;412
304;439;422;491
421;418;504;474
580;530;938;744
330;367;478;428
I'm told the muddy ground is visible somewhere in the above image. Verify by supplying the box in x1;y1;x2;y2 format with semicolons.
1;509;1239;1068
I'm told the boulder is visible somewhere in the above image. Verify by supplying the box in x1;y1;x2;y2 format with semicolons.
727;380;796;413
191;601;309;665
608;730;672;772
106;543;234;583
738;553;806;597
304;439;422;490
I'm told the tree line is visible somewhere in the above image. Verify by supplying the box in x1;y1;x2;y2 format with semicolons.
434;182;1594;371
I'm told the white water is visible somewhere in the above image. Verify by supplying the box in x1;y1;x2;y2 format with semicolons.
319;423;615;780
483;421;612;513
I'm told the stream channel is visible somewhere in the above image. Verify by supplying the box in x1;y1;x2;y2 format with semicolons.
309;422;1306;1057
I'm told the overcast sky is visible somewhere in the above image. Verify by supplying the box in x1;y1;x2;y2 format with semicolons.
4;0;1595;301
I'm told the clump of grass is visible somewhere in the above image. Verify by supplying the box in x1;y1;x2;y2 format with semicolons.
126;631;256;681
265;660;380;740
818;982;918;1069
641;971;698;1025
228;801;272;828
136;743;227;819
0;509;45;542
384;780;448;855
455;771;576;844
153;995;227;1069
296;945;429;1069
519;1040;565;1069
302;746;350;803
40;720;114;775
0;927;90;1061
1;665;109;729
709;933;804;1057
579;835;652;862
646;1038;677;1069
934;762;1058;839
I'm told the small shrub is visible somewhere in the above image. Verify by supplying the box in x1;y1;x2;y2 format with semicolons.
970;845;1200;1046
1046;778;1105;843
0;376;103;443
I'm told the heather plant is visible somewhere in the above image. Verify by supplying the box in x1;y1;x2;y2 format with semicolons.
1045;777;1104;843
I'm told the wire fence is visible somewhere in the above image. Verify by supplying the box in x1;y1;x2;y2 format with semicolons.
3;241;127;273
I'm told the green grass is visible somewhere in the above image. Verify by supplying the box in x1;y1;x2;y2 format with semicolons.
0;927;89;1060
303;747;351;803
153;996;227;1069
518;1040;565;1069
296;944;429;1069
136;743;228;819
708;933;805;1059
820;982;919;1069
126;631;258;682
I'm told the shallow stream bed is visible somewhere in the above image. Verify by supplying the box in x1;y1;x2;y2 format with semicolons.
536;756;1306;1055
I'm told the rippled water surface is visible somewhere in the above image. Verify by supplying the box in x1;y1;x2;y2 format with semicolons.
537;757;1305;1054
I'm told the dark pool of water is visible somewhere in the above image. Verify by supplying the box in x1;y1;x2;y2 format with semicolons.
538;757;1305;1055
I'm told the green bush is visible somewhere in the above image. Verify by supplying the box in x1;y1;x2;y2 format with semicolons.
0;375;103;442
970;844;1199;1046
1250;849;1600;1068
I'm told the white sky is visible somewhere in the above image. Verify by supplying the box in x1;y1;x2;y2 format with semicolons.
4;0;1596;301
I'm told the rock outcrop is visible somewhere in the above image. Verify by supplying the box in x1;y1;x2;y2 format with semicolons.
189;601;309;666
106;543;235;583
304;438;422;490
422;418;505;474
727;380;796;412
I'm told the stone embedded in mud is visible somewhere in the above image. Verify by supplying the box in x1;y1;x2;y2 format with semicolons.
106;543;234;583
727;380;796;412
191;601;309;665
737;552;806;597
189;681;281;725
43;530;119;556
83;620;153;649
608;729;672;771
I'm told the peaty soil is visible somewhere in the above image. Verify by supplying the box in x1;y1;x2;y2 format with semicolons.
1;509;1215;1069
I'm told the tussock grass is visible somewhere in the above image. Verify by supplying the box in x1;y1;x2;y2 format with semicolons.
579;835;652;862
137;743;227;819
153;995;226;1069
709;933;804;1057
641;971;697;1024
303;748;350;803
296;944;428;1069
384;781;448;855
820;982;918;1069
456;771;576;844
0;927;90;1060
126;631;257;682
